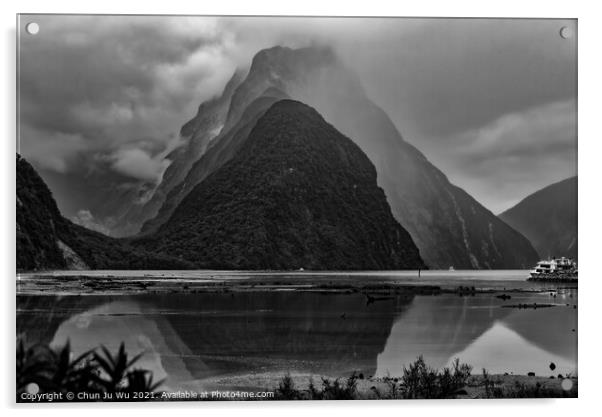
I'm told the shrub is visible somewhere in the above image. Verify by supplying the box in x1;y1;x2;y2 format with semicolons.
481;368;502;398
320;372;358;400
398;356;472;399
275;373;300;400
16;339;163;402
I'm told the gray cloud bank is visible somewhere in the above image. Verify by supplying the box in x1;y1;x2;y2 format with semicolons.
18;15;576;218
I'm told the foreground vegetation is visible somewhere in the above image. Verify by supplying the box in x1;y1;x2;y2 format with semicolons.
17;340;163;402
274;356;472;400
17;341;576;401
274;356;577;400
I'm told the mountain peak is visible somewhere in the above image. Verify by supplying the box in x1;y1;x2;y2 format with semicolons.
250;45;338;73
239;99;354;157
223;45;355;134
145;99;425;270
136;45;539;269
263;98;322;119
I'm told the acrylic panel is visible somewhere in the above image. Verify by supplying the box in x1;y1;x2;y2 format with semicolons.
16;15;578;402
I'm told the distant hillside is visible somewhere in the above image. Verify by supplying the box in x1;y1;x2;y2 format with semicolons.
500;177;577;260
136;100;425;270
17;154;69;270
16;154;192;271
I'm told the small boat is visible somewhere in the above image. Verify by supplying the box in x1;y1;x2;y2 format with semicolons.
528;257;577;282
448;266;455;272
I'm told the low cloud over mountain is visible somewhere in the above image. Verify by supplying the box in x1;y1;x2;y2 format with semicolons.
19;16;576;227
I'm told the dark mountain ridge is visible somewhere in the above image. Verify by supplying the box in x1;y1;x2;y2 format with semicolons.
16;154;192;271
136;100;425;270
109;69;247;236
140;45;538;269
500;177;577;260
139;87;289;234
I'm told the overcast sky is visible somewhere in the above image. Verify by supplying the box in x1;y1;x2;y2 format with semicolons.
18;15;577;215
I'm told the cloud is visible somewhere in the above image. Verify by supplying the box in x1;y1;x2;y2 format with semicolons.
106;132;187;182
71;209;111;235
336;18;577;139
19;15;233;177
18;125;88;173
434;99;577;214
18;15;576;217
109;148;171;182
457;99;576;158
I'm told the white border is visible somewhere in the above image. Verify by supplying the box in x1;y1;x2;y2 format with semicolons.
2;1;600;416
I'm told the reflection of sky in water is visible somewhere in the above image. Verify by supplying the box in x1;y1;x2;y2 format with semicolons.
376;292;577;377
50;301;208;392
376;292;577;375
447;322;576;376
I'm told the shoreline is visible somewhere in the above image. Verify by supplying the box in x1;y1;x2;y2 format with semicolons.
16;273;577;296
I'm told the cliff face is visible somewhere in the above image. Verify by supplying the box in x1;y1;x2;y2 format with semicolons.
16;154;192;271
500;177;577;260
142;46;538;269
17;154;70;270
111;69;246;236
140;87;289;234
137;100;425;270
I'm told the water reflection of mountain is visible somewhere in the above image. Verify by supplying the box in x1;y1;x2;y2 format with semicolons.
17;293;412;388
17;295;108;344
377;292;577;376
147;292;412;378
500;293;578;360
17;291;577;389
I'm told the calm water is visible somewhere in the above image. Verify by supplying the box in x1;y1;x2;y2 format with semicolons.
16;272;578;392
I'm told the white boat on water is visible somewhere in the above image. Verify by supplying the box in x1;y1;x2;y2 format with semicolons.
529;257;577;280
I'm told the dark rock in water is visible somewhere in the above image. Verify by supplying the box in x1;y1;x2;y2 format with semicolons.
16;154;192;271
500;176;577;260
138;100;425;270
365;294;395;305
502;303;555;309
